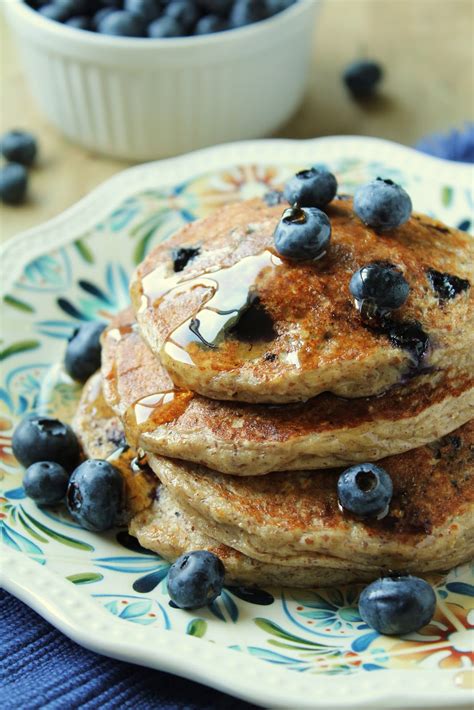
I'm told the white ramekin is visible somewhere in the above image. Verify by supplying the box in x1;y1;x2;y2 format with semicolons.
5;0;320;161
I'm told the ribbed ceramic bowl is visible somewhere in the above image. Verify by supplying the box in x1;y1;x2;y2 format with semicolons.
5;0;319;161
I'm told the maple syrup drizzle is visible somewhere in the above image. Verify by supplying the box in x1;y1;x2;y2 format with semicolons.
124;389;194;448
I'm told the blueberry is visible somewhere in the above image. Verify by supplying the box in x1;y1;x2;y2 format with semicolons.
350;262;409;311
66;15;93;30
92;7;115;29
283;166;337;209
99;0;123;6
64;321;106;382
172;246;200;272
67;459;122;531
124;0;161;22
354;178;412;230
12;414;81;470
266;0;296;15
0;163;28;205
263;189;286;206
359;576;436;635
98;10;146;36
273;205;331;261
343;59;383;99
167;550;225;609
197;0;232;15
0;130;37;166
165;1;201;33
38;3;73;21
23;461;69;506
194;14;227;34
147;15;182;37
337;463;393;518
229;0;268;27
426;269;470;302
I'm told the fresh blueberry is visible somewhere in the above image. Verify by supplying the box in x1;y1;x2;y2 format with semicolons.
67;459;122;531
99;0;123;6
343;59;383;99
0;130;37;166
124;0;161;22
12;414;81;470
98;10;146;36
57;0;94;14
283;166;337;209
66;15;93;29
273;205;331;261
197;0;232;14
426;269;470;302
23;461;69;506
167;550;225;609
194;14;227;34
229;0;268;27
64;321;106;382
92;7;115;29
0;163;28;205
266;0;296;15
337;463;393;518
354;178;412;230
359;576;436;635
38;3;74;21
165;1;201;33
350;262;409;311
147;15;182;37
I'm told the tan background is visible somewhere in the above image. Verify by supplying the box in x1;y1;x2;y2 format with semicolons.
1;0;473;242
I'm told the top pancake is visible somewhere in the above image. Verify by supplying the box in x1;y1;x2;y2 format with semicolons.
130;196;473;403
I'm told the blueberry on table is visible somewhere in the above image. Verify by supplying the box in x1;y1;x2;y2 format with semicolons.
64;321;106;382
229;0;268;28
283;166;338;209
343;59;383;99
354;178;412;230
0;130;37;167
274;205;331;261
147;16;183;37
350;262;410;311
12;414;81;470
359;576;436;635
124;0;161;23
98;10;146;36
23;461;69;506
167;551;225;609
0;163;28;205
337;463;393;518
67;459;123;531
164;1;201;33
194;14;228;34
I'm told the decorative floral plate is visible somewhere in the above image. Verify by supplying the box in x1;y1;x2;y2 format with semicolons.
1;137;473;709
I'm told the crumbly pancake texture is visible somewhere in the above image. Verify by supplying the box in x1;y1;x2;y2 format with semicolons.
130;197;473;403
101;318;474;475
148;419;474;573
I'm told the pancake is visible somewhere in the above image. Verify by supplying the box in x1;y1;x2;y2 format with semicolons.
130;197;473;403
101;317;474;475
148;419;474;573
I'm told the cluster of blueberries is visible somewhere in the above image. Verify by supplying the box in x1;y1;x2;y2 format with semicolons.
26;0;296;37
0;130;38;205
272;166;412;314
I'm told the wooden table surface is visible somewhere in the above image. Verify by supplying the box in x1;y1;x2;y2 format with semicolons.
1;0;473;243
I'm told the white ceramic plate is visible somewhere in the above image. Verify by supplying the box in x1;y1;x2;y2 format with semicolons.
1;137;473;709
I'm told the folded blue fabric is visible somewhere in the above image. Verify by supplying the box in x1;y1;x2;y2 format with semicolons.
1;590;257;710
416;122;474;163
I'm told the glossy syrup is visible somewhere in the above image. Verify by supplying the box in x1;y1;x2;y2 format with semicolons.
124;389;194;448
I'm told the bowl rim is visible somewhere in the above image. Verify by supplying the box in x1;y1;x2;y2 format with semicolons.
6;0;318;50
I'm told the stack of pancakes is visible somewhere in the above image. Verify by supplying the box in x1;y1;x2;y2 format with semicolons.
74;196;474;587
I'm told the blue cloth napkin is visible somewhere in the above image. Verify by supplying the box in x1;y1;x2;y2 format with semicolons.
1;590;257;710
415;122;474;163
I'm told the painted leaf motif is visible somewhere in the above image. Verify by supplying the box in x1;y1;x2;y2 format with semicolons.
254;618;319;647
22;510;94;551
445;582;474;597
186;619;207;638
132;567;169;593
67;572;104;585
226;586;274;606
1;522;45;561
3;295;35;313
221;590;239;623
119;600;152;619
74;239;94;264
441;185;453;206
0;341;40;362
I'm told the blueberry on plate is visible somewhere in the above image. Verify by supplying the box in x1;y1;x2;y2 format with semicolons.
167;550;225;609
354;178;412;230
230;0;268;28
64;321;106;382
359;576;436;635
0;129;37;166
123;0;161;23
274;205;331;261
148;16;183;37
283;166;338;209
337;463;393;518
165;0;201;33
194;14;228;34
98;10;146;36
12;414;81;470
0;163;28;205
343;59;383;99
23;461;69;506
350;262;409;311
67;459;123;531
